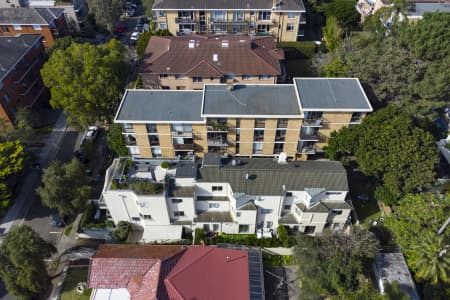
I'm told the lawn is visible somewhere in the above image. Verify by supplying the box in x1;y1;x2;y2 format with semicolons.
60;266;92;300
347;171;381;226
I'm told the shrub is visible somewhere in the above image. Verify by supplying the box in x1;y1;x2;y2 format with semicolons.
194;228;205;244
113;221;131;241
79;202;95;230
276;41;316;58
64;223;73;236
160;161;169;169
129;181;164;194
277;225;290;247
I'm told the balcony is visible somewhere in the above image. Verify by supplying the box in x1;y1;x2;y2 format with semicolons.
209;17;250;24
298;145;316;154
175;17;197;24
173;144;194;150
300;132;319;141
275;136;286;142
207;137;228;147
207;125;228;132
302;119;323;127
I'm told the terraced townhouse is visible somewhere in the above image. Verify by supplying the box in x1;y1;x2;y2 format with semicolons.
139;35;285;89
115;78;372;160
152;0;306;41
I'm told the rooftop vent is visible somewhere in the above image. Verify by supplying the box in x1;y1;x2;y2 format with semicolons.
213;53;218;62
188;40;195;48
221;40;229;48
277;152;287;164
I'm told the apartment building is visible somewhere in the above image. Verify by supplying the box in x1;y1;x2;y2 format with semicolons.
0;34;48;126
152;0;306;41
115;78;373;160
0;7;68;47
139;35;284;89
100;156;352;241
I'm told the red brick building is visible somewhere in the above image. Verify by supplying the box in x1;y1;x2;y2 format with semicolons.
0;34;48;126
0;7;68;48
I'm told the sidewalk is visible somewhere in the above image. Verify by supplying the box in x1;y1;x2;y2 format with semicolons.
0;113;67;236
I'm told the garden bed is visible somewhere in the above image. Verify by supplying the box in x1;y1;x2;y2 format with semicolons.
60;266;91;300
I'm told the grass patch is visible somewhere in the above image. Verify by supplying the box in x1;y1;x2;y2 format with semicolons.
60;267;91;300
277;41;316;58
347;172;381;225
64;223;73;236
263;253;296;267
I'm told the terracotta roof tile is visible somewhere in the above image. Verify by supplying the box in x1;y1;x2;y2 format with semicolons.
139;35;283;77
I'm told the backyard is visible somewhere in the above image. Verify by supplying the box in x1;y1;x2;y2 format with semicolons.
277;41;318;80
60;266;91;300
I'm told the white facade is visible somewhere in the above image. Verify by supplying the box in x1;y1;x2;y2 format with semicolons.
101;158;353;241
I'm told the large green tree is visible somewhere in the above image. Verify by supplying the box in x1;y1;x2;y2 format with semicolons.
323;16;343;52
295;228;380;299
41;39;129;129
0;225;55;299
0;140;25;178
325;106;438;198
36;158;91;217
323;0;360;29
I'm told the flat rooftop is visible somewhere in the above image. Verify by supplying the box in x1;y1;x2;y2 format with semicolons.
294;78;373;111
115;90;204;123
202;84;301;117
152;0;305;11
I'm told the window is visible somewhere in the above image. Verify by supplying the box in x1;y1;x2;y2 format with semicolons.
32;25;42;30
224;74;234;81
132;217;141;221
236;212;241;217
259;75;271;80
129;146;140;155
159;74;168;78
287;12;297;19
211;11;226;21
326;192;342;195
146;124;157;133
1;26;9;33
332;210;343;215
257;24;270;32
174;211;185;217
266;221;273;228
253;142;263;154
212;186;223;192
193;77;203;83
172;198;183;204
260;208;273;214
233;11;244;21
176;86;186;90
203;224;210;231
159;22;167;30
286;192;293;197
277;119;288;128
254;129;264;141
286;23;295;32
255;119;265;128
274;143;284;154
158;10;166;17
213;224;219;231
13;24;22;30
304;226;315;234
258;11;271;20
239;224;249;233
149;135;160;146
208;203;219;208
275;129;286;141
151;147;162;157
284;205;291;210
304;111;323;121
140;214;152;220
175;74;185;80
242;75;253;80
350;112;363;123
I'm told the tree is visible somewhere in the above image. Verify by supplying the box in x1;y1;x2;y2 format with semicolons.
407;232;449;285
0;140;25;178
107;123;128;156
295;228;380;299
325;106;439;198
87;0;125;32
137;31;152;59
36;159;91;217
322;58;348;77
0;225;55;299
323;16;343;52
324;0;360;29
41;39;129;129
142;0;153;17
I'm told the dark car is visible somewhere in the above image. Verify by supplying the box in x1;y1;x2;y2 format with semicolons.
50;212;66;227
139;16;149;24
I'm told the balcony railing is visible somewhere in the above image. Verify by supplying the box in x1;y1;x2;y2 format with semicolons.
275;136;286;142
302;119;323;127
300;132;319;141
173;144;194;150
254;136;265;142
207;125;228;132
298;145;316;154
172;131;193;138
207;138;228;147
209;17;250;24
175;17;197;24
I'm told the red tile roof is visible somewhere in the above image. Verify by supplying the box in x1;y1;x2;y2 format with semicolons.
88;245;185;300
140;35;284;77
164;246;250;300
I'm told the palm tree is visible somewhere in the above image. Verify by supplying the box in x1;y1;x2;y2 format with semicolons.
407;232;450;284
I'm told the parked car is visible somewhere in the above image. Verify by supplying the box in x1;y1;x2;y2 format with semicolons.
51;211;66;227
135;23;143;32
130;31;141;41
139;16;149;24
85;126;99;142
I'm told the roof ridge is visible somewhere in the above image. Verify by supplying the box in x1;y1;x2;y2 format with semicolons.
167;247;216;280
185;58;223;77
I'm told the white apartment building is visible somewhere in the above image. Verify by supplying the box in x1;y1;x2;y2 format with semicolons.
100;154;352;241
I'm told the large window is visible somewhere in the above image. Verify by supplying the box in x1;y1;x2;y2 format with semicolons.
260;208;273;214
151;147;161;157
254;129;264;141
32;25;42;30
13;25;22;30
159;22;167;30
211;11;226;21
258;11;271;20
304;226;315;234
193;77;203;83
286;23;295;32
287;12;297;19
253;142;263;154
233;11;244;21
146;124;157;133
239;225;249;233
209;203;220;208
174;211;185;217
257;24;270;32
212;186;223;192
213;224;219;231
172;198;183;204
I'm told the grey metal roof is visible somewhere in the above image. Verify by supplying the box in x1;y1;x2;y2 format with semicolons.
196;195;229;201
153;0;305;11
0;8;63;25
279;213;298;224
198;159;348;195
115;90;204;122
0;35;42;81
202;84;301;116
294;78;372;111
407;3;450;17
202;153;221;167
238;201;257;210
168;186;195;197
194;211;234;223
175;161;197;178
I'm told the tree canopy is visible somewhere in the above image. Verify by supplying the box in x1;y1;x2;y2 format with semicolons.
0;225;55;299
295;228;380;299
0;140;25;178
323;16;343;52
325;106;438;200
41;39;129;129
87;0;125;32
107;123;128;156
323;0;360;29
36;158;91;217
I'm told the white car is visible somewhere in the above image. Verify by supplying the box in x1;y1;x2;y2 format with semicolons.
85;126;99;141
130;32;140;41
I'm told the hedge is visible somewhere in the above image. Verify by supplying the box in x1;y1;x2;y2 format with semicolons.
276;41;316;59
